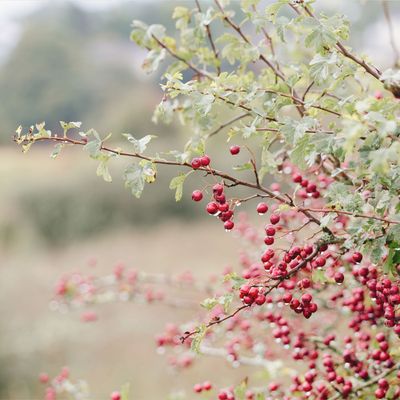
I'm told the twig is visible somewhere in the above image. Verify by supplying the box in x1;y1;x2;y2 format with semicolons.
381;0;400;66
208;113;250;137
195;0;221;74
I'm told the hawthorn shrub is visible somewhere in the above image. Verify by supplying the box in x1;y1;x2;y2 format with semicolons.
14;0;400;399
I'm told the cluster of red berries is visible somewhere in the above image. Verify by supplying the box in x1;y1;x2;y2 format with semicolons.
292;172;321;199
263;212;280;245
204;183;236;230
288;292;318;319
193;381;212;393
262;244;314;279
190;154;211;170
239;284;266;306
322;353;354;397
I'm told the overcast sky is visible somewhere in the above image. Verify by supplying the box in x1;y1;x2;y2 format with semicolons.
0;0;399;67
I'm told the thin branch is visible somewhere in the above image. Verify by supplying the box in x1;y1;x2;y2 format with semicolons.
15;133;331;233
328;362;400;400
195;0;221;74
152;35;213;80
214;0;306;117
381;0;400;66
299;4;381;80
298;207;400;226
208;113;250;137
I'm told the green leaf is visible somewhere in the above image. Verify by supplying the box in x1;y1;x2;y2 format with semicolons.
142;48;166;74
290;134;314;170
124;163;145;198
96;158;112;183
200;297;218;311
234;380;248;400
120;383;130;400
123;134;156;153
50;143;64;159
60;121;82;135
223;272;246;289
191;324;207;354
312;269;331;284
305;21;336;52
169;171;193;201
233;162;253;171
266;0;289;23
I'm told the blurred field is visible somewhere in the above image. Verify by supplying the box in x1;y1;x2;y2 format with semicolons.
0;147;247;399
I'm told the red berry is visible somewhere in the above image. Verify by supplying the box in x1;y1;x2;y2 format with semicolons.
265;226;276;236
270;214;280;225
334;272;344;284
301;293;312;304
255;294;266;305
203;381;212;391
219;203;229;212
292;173;302;183
283;293;292;303
224;220;234;230
191;190;203;202
200;155;211;166
212;183;224;195
206;202;219;215
191;158;202;169
264;236;274;245
218;392;228;400
352;252;363;263
315;257;326;267
230;145;240;155
256;202;268;214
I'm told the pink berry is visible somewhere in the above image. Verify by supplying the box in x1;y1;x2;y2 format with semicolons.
194;383;203;393
111;392;121;400
200;155;211;166
191;158;202;169
39;373;49;384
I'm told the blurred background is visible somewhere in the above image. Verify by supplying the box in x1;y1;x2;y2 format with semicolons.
0;1;399;399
